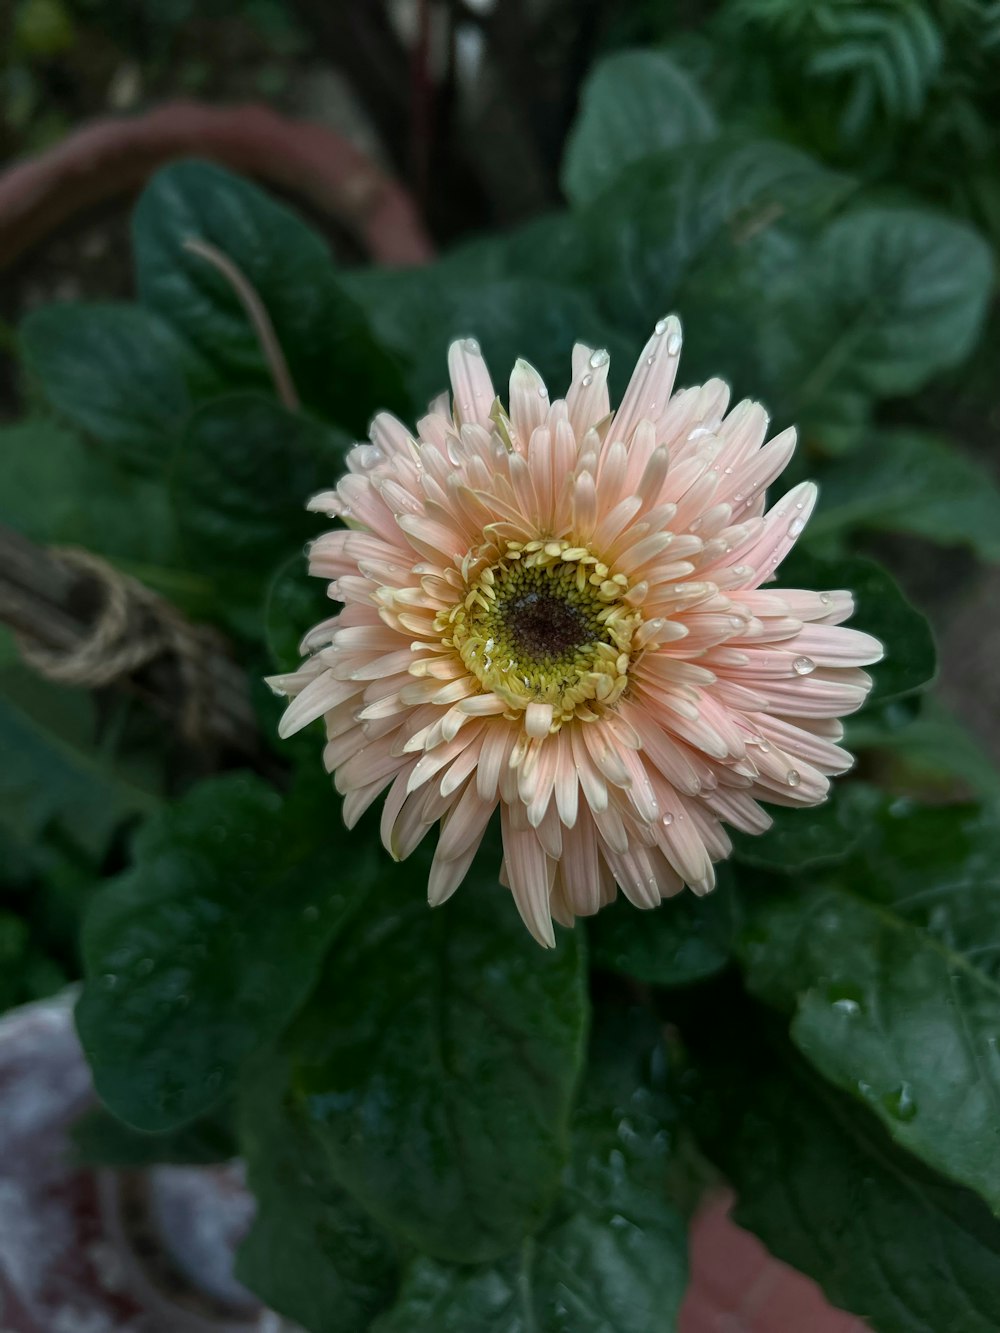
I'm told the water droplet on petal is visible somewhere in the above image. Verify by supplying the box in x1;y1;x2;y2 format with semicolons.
589;348;610;370
646;354;656;366
446;439;462;466
666;331;682;356
662;813;674;827
581;372;594;388
820;592;831;605
654;316;670;335
537;384;549;398
786;769;801;787
793;655;815;675
463;337;481;355
788;517;806;537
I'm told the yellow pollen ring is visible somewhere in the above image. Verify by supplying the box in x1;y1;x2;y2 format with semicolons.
435;538;643;730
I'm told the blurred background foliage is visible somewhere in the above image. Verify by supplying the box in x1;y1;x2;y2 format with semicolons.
2;3;1000;1330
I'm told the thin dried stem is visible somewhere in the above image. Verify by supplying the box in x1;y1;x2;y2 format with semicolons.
182;236;300;412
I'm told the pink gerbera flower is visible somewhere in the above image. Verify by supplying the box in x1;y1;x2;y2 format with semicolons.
269;319;882;945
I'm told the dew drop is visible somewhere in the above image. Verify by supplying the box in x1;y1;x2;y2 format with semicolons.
666;331;682;356
446;439;462;466
792;655;815;675
820;592;831;605
662;812;674;827
786;769;801;787
581;372;594;388
463;337;481;355
589;348;610;370
832;998;860;1016
787;517;806;537
883;1082;918;1123
723;465;734;475
654;316;670;335
537;383;549;398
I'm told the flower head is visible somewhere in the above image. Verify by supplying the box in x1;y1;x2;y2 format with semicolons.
269;320;881;945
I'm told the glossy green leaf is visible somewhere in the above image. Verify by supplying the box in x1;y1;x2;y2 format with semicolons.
775;208;993;448
562;49;716;206
810;429;1000;561
696;1029;1000;1333
372;1007;687;1332
132;159;406;430
19;302;192;471
236;1054;397;1333
738;800;1000;1212
0;667;161;860
76;771;375;1131
172;393;345;579
781;548;936;704
288;861;588;1262
590;872;735;987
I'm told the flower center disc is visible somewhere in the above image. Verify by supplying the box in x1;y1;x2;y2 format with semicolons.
440;539;642;726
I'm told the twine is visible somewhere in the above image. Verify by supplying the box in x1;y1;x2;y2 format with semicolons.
16;547;220;743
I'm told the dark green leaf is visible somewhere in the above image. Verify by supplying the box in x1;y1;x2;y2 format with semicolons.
236;1053;397;1333
72;1104;236;1167
562;49;715;206
697;1032;1000;1333
288;861;588;1263
0;667;161;860
19;303;192;471
737;800;1000;1212
0;417;176;566
848;699;1000;801
781;548;936;704
775;209;993;448
132;160;406;430
76;771;375;1131
372;1006;687;1332
730;781;883;871
590;873;735;987
343;269;633;412
172;393;346;580
580;138;850;336
810;429;1000;561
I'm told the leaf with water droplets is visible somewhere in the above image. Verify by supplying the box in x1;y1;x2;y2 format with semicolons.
370;1005;687;1332
737;799;1000;1212
693;1023;1000;1333
76;770;374;1131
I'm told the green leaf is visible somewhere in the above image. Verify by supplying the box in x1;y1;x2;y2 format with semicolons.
0;667;161;860
562;49;716;206
738;800;1000;1212
590;872;735;987
696;1029;1000;1333
775;208;993;448
372;1006;687;1333
781;548;936;704
848;699;1000;801
236;1053;397;1333
132;159;406;430
579;137;850;337
75;771;375;1131
810;429;1000;561
19;302;193;472
730;781;883;871
0;417;176;566
172;393;345;581
71;1104;236;1167
343;269;633;412
287;859;588;1263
